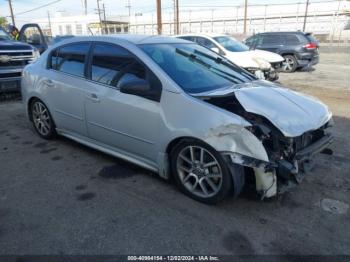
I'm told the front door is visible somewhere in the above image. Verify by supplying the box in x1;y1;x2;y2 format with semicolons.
84;42;162;161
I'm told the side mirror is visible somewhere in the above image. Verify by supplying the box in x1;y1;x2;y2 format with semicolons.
119;76;150;97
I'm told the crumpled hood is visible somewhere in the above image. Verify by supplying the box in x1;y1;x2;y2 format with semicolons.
233;82;332;137
250;49;284;63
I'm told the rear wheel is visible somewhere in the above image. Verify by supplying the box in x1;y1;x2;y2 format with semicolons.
30;99;56;139
170;139;235;204
282;55;297;73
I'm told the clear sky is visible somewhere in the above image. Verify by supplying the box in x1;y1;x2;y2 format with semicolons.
0;0;334;25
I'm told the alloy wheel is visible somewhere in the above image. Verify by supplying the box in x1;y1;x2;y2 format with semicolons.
176;145;223;198
282;57;295;72
32;101;52;136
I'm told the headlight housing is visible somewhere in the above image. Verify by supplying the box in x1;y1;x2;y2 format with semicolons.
30;49;40;63
253;57;271;70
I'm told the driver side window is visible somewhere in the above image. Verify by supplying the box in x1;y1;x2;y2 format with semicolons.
90;43;146;88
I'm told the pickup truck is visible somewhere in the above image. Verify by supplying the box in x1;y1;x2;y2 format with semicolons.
0;24;47;94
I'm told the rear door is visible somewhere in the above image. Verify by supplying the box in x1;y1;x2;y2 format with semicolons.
44;42;91;136
257;34;284;53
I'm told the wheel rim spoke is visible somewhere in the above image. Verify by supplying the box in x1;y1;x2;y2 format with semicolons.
189;146;195;161
204;177;218;192
178;165;191;173
200;148;204;164
199;179;209;196
203;161;218;168
183;173;194;183
179;154;192;165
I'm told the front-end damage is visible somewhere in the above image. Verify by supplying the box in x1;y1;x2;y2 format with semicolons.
196;83;333;199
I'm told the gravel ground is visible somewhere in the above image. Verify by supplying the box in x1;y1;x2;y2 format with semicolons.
0;53;349;255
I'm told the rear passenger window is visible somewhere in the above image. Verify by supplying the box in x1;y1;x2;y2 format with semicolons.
262;35;283;45
50;42;90;77
285;34;300;45
91;43;146;87
195;37;216;49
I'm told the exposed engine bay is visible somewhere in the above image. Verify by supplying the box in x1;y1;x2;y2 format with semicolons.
201;91;333;197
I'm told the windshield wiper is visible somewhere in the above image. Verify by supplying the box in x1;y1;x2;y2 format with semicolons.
175;48;242;83
193;49;256;80
175;48;211;69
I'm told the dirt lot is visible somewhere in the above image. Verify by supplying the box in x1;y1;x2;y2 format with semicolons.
0;53;349;255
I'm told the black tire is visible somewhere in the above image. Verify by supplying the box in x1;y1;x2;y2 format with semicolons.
282;55;298;73
30;99;57;139
170;139;240;204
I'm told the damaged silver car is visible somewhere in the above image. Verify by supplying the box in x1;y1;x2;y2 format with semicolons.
21;35;333;204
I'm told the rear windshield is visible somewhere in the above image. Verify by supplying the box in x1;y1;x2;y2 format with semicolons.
305;33;318;43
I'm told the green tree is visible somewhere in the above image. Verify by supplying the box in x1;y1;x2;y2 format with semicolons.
0;17;8;27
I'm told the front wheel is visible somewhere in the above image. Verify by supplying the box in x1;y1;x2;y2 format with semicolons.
170;139;236;204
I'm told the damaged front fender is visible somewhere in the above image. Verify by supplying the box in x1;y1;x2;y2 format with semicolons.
204;123;269;162
203;123;277;198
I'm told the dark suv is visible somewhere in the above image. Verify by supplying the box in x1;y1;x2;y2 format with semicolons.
244;32;319;72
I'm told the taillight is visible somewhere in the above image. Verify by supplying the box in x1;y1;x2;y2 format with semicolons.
304;43;317;49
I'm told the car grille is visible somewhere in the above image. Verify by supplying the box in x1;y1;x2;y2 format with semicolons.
0;51;34;68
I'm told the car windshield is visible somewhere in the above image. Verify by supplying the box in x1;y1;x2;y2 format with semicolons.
0;28;11;41
213;36;249;52
140;43;255;94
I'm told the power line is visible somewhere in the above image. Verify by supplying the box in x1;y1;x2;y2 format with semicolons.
13;0;63;16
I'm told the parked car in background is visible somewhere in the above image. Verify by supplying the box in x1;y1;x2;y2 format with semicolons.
244;31;320;72
22;35;333;204
0;26;40;94
176;34;284;81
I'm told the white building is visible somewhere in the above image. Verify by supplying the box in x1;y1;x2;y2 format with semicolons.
36;11;129;36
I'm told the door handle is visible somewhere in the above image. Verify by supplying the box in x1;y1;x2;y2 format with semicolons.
43;79;54;87
86;93;100;102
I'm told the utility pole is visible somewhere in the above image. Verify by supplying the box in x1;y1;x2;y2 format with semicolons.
103;3;107;34
126;0;131;17
243;0;248;35
96;0;103;34
302;0;310;32
174;0;179;34
47;11;52;36
156;0;162;34
8;0;16;26
84;0;87;15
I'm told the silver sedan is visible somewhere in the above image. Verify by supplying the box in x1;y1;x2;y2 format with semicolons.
21;35;333;204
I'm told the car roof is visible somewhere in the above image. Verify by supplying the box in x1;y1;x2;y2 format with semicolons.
258;31;309;35
177;33;229;39
57;34;189;45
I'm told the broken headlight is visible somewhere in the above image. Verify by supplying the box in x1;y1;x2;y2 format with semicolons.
253;57;271;71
